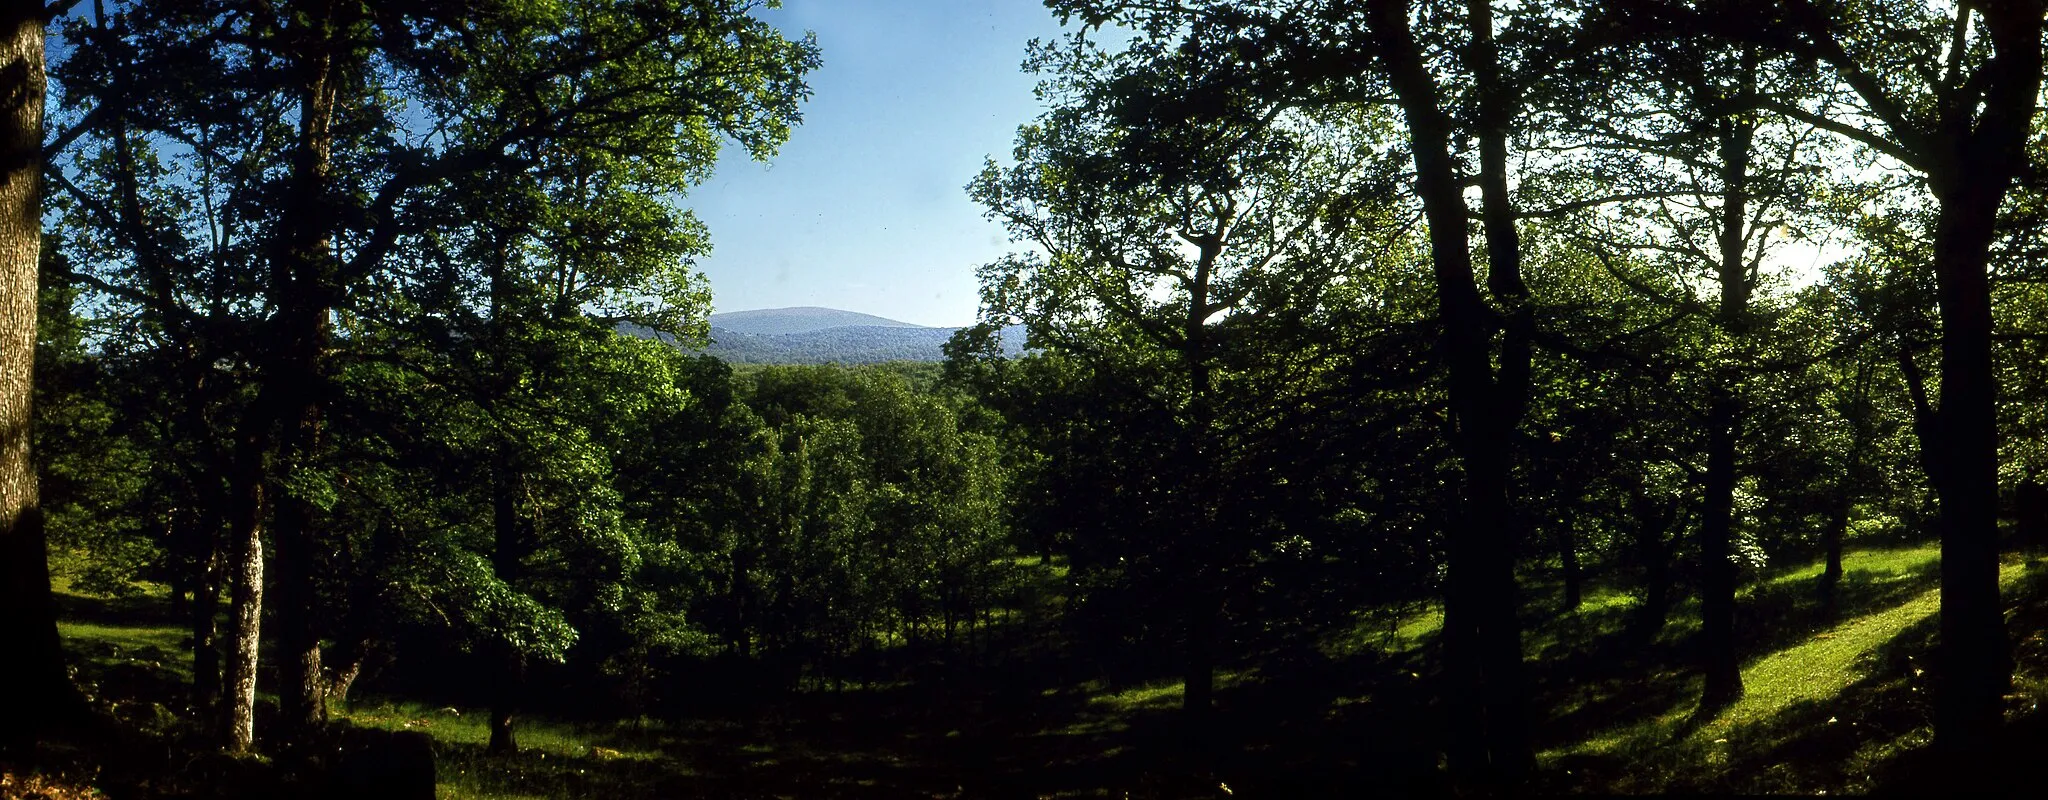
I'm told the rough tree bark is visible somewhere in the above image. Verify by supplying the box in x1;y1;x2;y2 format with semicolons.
221;453;265;752
1;1;83;753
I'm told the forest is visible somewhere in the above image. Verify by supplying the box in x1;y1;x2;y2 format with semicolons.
7;0;2048;797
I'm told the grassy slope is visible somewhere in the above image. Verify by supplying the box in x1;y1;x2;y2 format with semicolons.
49;545;2048;798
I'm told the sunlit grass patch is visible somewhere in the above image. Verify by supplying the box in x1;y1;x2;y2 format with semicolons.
1759;544;1941;591
50;577;194;687
1576;584;1639;613
1322;603;1444;658
1716;555;2029;733
57;620;187;661
1081;669;1253;714
341;701;656;761
1722;589;1935;731
340;702;684;800
1544;551;2046;793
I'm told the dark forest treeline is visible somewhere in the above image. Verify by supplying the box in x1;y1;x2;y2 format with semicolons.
7;0;2048;795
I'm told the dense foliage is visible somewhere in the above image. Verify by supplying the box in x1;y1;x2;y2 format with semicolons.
10;0;2048;796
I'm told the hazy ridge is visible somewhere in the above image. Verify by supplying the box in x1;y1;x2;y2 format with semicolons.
624;307;1023;364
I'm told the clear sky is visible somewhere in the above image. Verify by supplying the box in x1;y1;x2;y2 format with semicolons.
686;0;1073;328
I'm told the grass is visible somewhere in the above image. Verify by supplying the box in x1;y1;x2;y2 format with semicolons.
44;541;2048;798
55;620;188;672
335;703;680;800
1532;545;2048;794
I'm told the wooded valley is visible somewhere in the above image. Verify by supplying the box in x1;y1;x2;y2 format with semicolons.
8;0;2048;797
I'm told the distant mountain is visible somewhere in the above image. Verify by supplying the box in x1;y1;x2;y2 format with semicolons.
621;307;1025;364
704;325;964;364
708;307;928;336
614;308;1024;364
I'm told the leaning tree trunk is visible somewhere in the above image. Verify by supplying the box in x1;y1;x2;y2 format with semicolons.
1;5;82;753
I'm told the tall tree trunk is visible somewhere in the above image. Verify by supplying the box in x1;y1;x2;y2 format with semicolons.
1928;179;2009;754
1922;3;2043;754
1823;361;1871;610
1697;393;1743;710
1821;492;1848;614
1177;234;1223;737
1822;402;1863;610
271;484;325;740
1366;0;1532;782
221;457;265;753
1464;0;1535;779
268;3;343;746
487;461;525;755
1;7;82;752
1695;62;1758;713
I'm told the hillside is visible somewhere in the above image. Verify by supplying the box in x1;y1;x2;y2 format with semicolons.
707;306;929;336
701;322;1028;364
620;307;1026;364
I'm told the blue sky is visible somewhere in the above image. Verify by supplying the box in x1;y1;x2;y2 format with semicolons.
686;1;1074;328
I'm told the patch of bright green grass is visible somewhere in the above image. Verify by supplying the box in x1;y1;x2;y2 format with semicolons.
56;619;186;656
1714;555;2030;733
50;577;192;683
339;702;681;800
1083;669;1252;714
1553;550;2036;764
1321;604;1445;658
1759;544;1941;591
1576;584;1640;613
339;702;618;758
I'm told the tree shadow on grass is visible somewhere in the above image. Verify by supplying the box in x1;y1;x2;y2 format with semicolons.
1735;560;1941;665
1866;558;2048;798
1558;555;2048;795
1515;558;1942;762
466;637;1458;799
